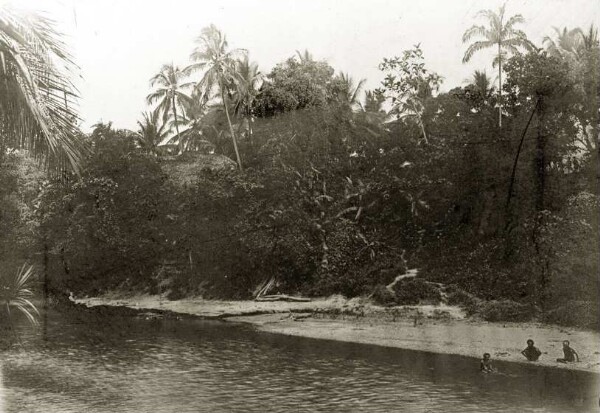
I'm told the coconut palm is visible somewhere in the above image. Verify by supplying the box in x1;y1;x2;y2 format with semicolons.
0;5;82;173
544;25;599;60
548;25;598;155
543;27;584;59
167;98;215;153
232;56;263;138
470;70;496;102
295;49;314;63
186;25;246;170
581;24;599;51
146;63;193;154
462;4;533;127
361;90;386;114
334;72;366;110
471;70;494;95
136;111;169;155
1;264;39;327
358;89;388;128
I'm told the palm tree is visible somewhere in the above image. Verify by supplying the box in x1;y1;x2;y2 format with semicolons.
361;90;386;114
167;98;214;152
334;72;366;110
471;70;494;95
543;27;584;59
232;56;263;139
146;63;193;154
0;5;82;173
186;25;246;170
544;25;599;60
470;70;496;102
358;90;387;127
295;49;314;63
136;111;169;155
547;25;598;155
462;4;533;127
581;24;599;51
1;264;39;328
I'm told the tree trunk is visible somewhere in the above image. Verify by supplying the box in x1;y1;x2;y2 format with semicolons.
172;96;182;155
505;98;539;213
534;110;546;211
221;88;243;171
247;102;253;146
43;241;49;341
498;42;502;128
410;100;428;143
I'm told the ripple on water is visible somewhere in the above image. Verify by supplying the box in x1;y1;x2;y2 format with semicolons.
0;309;598;413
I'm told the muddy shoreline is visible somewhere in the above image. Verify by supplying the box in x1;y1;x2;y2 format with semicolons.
75;294;600;374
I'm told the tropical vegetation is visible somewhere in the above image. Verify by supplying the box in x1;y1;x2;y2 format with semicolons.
0;2;598;339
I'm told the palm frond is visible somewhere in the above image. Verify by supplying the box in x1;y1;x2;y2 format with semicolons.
463;40;494;63
0;5;84;174
1;264;39;325
462;25;489;43
503;14;525;31
463;5;531;66
581;24;598;50
295;49;313;62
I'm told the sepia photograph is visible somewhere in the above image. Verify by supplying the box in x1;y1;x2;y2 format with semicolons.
0;0;599;411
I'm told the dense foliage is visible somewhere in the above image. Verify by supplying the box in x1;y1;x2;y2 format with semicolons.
1;13;598;329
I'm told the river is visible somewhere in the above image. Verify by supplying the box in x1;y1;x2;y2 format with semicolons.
0;306;598;413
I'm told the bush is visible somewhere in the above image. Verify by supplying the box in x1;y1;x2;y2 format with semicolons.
393;278;442;305
38;124;169;294
446;285;480;310
474;300;537;322
543;301;599;330
371;284;396;306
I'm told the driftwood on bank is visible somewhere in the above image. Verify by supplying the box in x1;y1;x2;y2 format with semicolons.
253;275;311;302
254;276;276;298
254;294;312;302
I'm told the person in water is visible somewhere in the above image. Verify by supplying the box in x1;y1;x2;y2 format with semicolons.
521;339;542;361
557;340;579;363
480;353;494;372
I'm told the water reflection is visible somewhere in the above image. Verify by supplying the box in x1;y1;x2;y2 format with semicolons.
1;308;598;413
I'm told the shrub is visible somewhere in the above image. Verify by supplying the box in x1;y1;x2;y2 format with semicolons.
371;284;396;306
446;284;480;310
393;278;442;305
543;301;599;330
475;300;537;322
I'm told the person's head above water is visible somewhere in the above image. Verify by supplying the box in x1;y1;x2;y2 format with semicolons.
483;353;491;360
527;339;534;347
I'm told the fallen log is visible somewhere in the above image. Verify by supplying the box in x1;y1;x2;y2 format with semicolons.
254;294;312;302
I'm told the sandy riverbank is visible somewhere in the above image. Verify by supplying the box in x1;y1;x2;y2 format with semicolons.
76;294;600;374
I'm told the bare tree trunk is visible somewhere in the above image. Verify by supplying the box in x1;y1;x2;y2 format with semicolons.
172;96;182;155
43;240;49;341
505;98;539;213
534;110;546;211
410;100;428;143
221;88;243;171
498;43;502;128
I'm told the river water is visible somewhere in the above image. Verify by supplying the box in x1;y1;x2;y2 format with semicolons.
0;307;598;413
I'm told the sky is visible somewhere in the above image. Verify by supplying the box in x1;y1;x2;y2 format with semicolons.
4;0;600;131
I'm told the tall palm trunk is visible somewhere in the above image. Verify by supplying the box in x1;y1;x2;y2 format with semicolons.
534;110;546;211
498;42;503;128
247;102;253;141
221;84;243;170
172;96;182;154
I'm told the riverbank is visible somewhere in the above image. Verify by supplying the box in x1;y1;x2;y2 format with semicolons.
76;294;600;374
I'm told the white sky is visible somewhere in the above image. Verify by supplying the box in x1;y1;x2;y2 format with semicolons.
4;0;600;131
